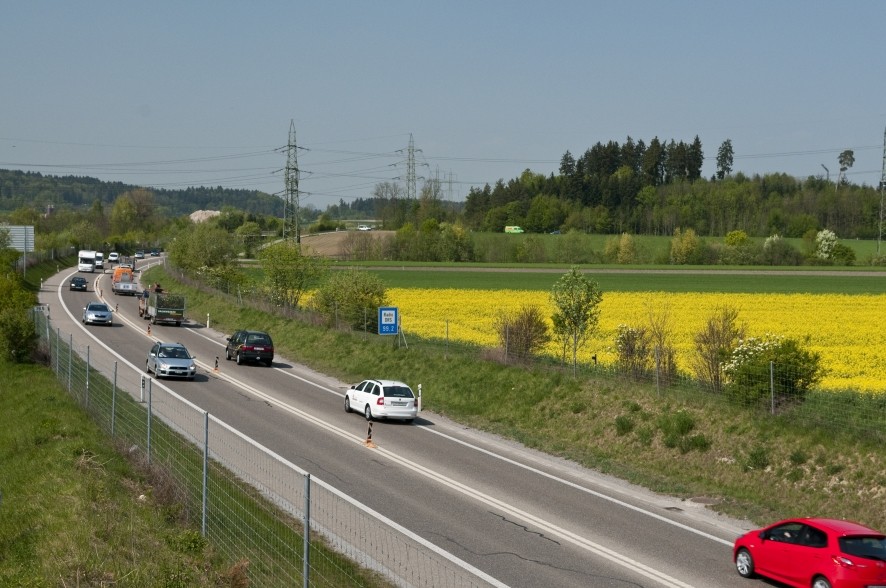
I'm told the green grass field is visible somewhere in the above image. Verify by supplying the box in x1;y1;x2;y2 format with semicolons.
361;267;886;293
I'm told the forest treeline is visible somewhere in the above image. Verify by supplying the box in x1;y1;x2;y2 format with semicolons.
1;134;882;248
0;169;283;217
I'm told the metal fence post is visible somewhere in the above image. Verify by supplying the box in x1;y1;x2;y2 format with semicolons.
86;346;90;410
304;473;311;588
770;361;775;415
655;347;661;396
68;333;72;393
202;411;208;537
112;362;117;436
147;378;152;464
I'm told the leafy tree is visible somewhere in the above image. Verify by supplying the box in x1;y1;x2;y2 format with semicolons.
550;267;603;375
110;195;138;235
168;221;237;272
311;269;388;331
235;221;263;258
258;241;327;307
716;139;734;180
814;229;838;260
691;305;745;393
669;227;699;264
837;149;855;186
723;334;824;409
603;232;638;264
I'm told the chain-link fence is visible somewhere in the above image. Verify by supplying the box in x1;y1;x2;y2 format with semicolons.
32;309;503;588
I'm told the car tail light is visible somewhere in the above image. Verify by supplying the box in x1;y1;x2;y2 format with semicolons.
377;397;385;406
832;555;856;568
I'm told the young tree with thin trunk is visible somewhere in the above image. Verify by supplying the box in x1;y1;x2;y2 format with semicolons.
550;267;603;375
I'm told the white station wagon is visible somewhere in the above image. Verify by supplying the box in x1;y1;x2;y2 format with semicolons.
344;379;418;423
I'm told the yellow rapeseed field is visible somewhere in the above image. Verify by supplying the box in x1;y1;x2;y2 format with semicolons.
389;288;886;393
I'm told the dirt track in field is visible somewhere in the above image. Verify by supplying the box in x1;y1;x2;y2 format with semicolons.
299;230;394;258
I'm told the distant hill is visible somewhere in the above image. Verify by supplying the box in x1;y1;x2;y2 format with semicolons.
0;169;284;217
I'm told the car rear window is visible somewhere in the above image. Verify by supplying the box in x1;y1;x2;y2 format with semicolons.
247;333;271;345
384;385;414;398
840;535;886;560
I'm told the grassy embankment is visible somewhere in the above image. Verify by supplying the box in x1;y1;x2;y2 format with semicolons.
145;263;886;532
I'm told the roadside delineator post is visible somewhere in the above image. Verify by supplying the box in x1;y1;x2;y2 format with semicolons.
115;303;119;312
147;324;151;336
214;357;219;372
364;422;376;448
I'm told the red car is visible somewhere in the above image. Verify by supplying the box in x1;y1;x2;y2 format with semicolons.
733;517;886;588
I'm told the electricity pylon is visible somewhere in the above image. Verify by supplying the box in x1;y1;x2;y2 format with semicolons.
284;119;301;243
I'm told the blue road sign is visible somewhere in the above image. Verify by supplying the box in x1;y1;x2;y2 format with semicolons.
378;307;398;335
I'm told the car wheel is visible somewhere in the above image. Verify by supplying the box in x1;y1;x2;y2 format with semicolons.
735;548;755;578
811;578;831;588
265;359;273;367
364;404;373;421
225;348;231;361
236;352;243;365
344;395;352;413
145;360;151;374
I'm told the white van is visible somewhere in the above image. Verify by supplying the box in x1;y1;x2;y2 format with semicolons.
94;252;105;270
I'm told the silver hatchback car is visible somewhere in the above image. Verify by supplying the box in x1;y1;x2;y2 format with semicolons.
146;342;197;380
344;379;418;423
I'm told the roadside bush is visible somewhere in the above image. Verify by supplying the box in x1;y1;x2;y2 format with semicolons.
723;334;825;409
603;232;638;264
830;243;856;266
760;234;804;265
691;305;745;393
646;302;678;387
0;271;37;363
311;269;388;330
614;324;652;380
494;304;551;362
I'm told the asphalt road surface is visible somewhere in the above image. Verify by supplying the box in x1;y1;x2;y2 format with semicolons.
41;259;760;588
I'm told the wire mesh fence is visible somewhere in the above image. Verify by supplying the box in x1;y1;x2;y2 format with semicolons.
32;309;502;588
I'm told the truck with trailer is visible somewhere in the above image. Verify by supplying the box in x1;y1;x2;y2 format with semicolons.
111;266;138;295
138;285;186;326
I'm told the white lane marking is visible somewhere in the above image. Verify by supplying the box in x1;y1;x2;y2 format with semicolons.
420;427;734;547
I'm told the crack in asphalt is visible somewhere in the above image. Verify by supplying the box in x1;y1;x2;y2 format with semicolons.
429;524;648;588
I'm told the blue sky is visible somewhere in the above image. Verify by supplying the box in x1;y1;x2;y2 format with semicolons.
2;1;885;211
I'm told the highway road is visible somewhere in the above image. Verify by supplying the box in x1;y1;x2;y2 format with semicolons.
40;258;759;588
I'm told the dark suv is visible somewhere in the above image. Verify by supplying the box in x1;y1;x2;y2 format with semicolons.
225;330;274;366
